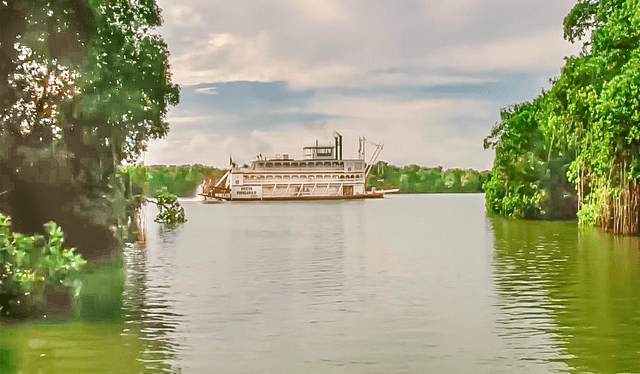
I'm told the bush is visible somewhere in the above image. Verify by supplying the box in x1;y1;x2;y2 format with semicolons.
0;214;86;318
151;188;186;224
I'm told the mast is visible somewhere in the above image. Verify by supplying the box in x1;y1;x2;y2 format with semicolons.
364;139;384;177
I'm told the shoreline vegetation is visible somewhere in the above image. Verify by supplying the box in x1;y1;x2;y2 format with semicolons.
484;0;640;235
119;163;490;197
1;0;178;319
1;0;638;323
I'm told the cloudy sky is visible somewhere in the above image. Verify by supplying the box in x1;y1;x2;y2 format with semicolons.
145;0;581;170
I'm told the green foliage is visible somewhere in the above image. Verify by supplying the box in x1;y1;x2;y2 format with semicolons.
78;0;180;162
576;193;603;226
367;162;488;193
76;261;125;321
485;0;640;231
151;188;186;224
0;213;86;317
0;0;179;261
483;100;555;219
483;169;544;218
120;164;225;197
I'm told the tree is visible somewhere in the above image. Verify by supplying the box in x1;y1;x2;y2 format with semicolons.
0;0;179;259
485;0;640;233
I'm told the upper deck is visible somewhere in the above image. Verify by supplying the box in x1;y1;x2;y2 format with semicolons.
236;159;365;173
228;134;380;176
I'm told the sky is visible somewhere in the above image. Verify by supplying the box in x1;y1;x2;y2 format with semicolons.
145;0;582;170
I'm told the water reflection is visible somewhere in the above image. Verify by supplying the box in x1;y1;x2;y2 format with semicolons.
123;207;186;373
0;322;143;374
490;218;640;373
3;195;639;373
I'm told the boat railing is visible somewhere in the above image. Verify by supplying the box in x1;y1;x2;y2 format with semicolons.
243;175;364;183
260;182;346;197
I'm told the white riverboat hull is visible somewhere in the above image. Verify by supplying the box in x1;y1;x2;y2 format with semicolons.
201;134;386;202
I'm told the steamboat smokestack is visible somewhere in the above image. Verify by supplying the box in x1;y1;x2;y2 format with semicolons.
333;131;343;160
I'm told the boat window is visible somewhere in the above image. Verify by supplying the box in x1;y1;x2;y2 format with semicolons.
284;162;290;167
332;162;338;167
300;162;306;168
324;162;331;167
275;175;282;179
266;162;273;168
292;162;299;167
339;162;344;167
275;163;282;168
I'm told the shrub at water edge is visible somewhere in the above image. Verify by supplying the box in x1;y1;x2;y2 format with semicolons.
0;214;86;318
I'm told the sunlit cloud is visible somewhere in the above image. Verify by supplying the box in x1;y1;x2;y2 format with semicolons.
149;0;581;169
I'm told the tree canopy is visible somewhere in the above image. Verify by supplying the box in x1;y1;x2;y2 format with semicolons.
485;0;640;233
0;0;179;258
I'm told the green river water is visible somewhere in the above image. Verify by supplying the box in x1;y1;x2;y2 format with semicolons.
1;194;639;373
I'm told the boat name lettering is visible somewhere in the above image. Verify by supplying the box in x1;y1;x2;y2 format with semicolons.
238;187;257;195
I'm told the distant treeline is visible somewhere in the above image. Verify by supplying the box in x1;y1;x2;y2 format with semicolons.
120;163;489;196
367;162;489;193
120;165;226;197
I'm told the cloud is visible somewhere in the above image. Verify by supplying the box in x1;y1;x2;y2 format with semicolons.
166;28;577;90
170;32;290;85
298;95;495;169
287;0;350;23
165;5;203;26
194;86;218;95
429;30;580;73
148;0;583;169
158;0;579;89
147;84;497;170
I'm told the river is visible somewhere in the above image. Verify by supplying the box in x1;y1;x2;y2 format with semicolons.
1;194;639;373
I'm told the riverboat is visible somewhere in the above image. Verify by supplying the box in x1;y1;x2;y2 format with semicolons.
201;134;385;201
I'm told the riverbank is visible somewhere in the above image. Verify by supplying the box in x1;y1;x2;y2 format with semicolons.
121;163;490;197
